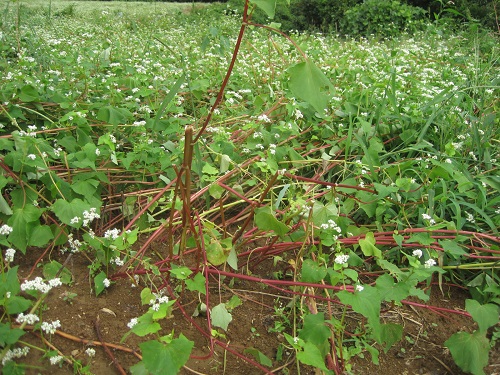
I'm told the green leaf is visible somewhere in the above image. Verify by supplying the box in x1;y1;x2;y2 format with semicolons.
19;85;40;102
359;232;382;259
249;0;277;18
7;205;43;253
0;323;25;346
51;198;92;228
375;273;410;303
211;303;232;331
374;183;399;198
338;286;381;327
255;207;289;236
6;295;31;315
169;266;192;280
206;238;232;266
43;261;72;285
97;105;133;126
301;259;327;283
130;312;161;337
439;239;466;259
445;331;489;375
94;271;108;296
28;225;54;247
244;347;273;367
288;60;333;113
140;335;194;375
312;200;338;226
185;273;206;295
296;341;329;372
299;313;330;346
378;323;403;353
465;299;499;333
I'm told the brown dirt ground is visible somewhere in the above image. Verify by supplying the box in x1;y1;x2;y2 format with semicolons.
8;246;500;375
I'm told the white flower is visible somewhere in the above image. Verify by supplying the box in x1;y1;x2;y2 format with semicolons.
27;154;36;160
112;257;124;266
70;216;80;225
334;254;349;265
85;348;96;357
104;228;120;240
16;313;40;325
48;278;62;288
421;213;436;225
95;148;101;156
127;318;138;329
257;114;271;123
465;212;475;223
1;347;30;366
41;320;61;334
294;109;303;119
49;355;64;365
424;259;436;268
355;284;364;292
412;249;423;258
445;158;452;164
5;248;16;263
21;277;59;294
103;278;111;288
0;224;13;235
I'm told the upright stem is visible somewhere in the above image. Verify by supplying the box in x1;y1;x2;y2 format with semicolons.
179;126;194;255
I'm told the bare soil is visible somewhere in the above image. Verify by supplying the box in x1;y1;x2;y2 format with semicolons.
11;246;500;375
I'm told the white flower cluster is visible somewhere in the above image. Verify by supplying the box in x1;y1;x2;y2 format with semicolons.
21;277;62;294
16;313;40;325
67;233;83;253
103;278;111;288
49;355;64;365
412;249;423;258
421;213;436;225
149;291;169;312
85;348;96;357
127;317;138;329
4;248;16;263
334;254;349;265
2;347;30;366
19;125;37;137
104;228;121;240
41;320;61;334
355;284;364;292
320;219;342;241
83;208;100;227
424;259;437;268
111;256;124;266
0;224;13;235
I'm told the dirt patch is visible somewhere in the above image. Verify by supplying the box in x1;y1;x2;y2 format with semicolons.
9;248;500;375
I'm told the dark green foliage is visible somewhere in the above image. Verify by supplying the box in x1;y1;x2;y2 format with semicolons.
342;0;428;38
289;0;361;32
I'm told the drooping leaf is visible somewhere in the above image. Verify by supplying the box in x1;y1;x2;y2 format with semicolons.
287;60;333;113
445;331;489;375
206;238;232;266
